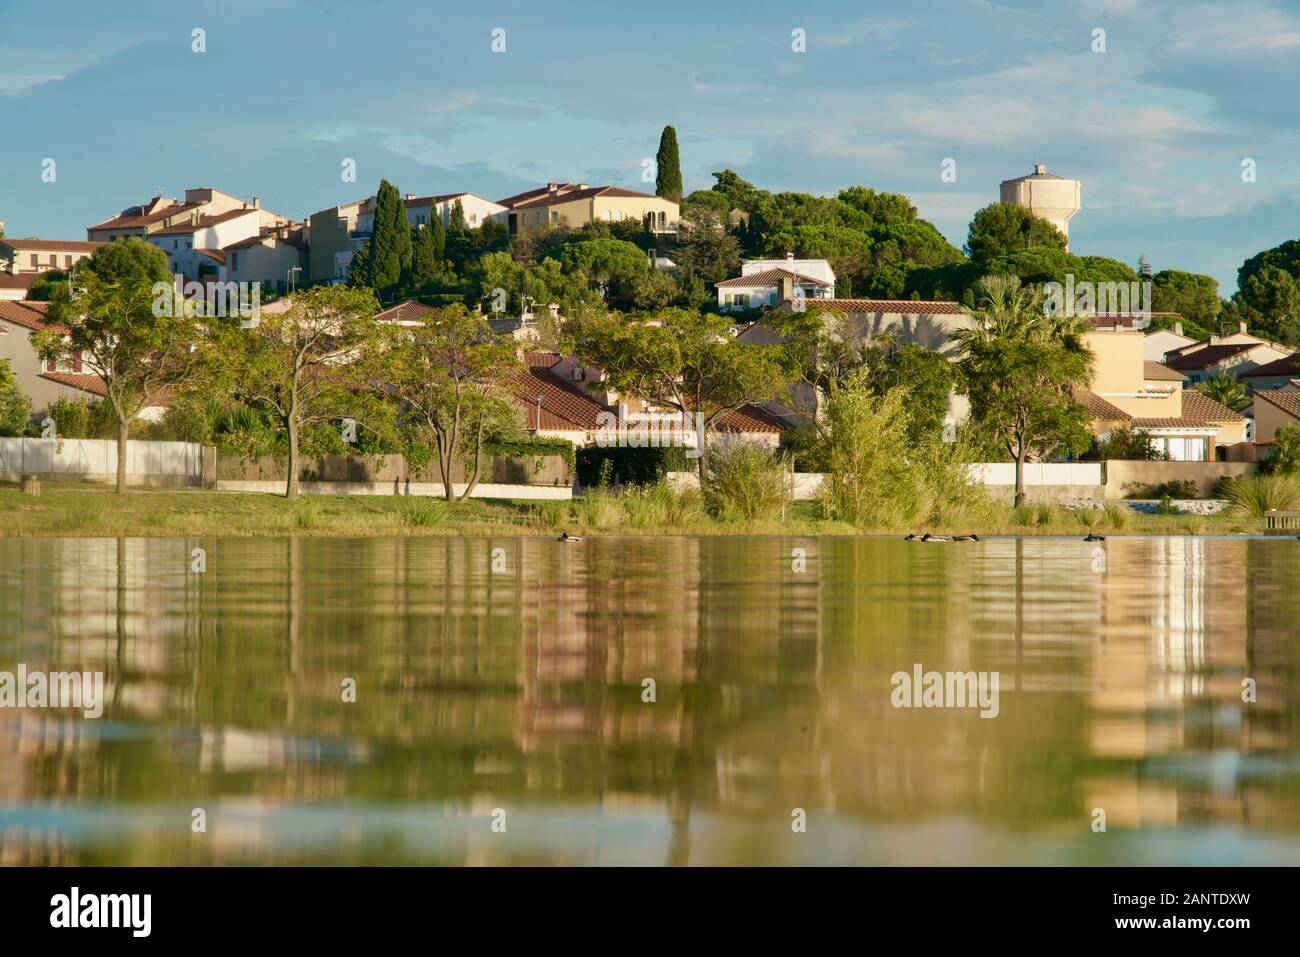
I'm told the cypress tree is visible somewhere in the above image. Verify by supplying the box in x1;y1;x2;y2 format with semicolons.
429;211;446;264
410;224;438;288
655;126;683;202
367;179;413;296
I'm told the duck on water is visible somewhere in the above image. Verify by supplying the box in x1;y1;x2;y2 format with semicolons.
905;533;980;542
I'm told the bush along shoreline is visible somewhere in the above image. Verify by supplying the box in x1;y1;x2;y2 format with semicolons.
0;482;1272;539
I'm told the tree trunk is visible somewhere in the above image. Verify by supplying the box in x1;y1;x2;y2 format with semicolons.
458;419;486;503
286;417;300;500
1014;443;1027;509
116;418;129;496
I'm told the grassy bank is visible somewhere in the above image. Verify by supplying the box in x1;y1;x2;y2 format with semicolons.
0;482;1268;538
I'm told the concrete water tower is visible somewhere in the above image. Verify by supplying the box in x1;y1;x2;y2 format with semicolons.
999;164;1081;246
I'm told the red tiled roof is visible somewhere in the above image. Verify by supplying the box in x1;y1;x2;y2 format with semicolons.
1143;361;1186;382
150;209;257;235
787;298;966;315
0;300;51;330
1163;342;1258;371
1253;387;1300;420
506;184;662;211
1182;390;1245;423
0;274;38;291
1074;389;1130;421
496;184;578;208
508;353;783;435
88;201;204;231
510;353;606;431
195;248;227;265
1086;312;1182;330
0;238;104;253
1240;353;1300;379
374;301;438;324
39;371;106;396
715;267;832;288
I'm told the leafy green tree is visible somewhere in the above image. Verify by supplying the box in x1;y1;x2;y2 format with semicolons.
26;269;68;302
1086;425;1165;461
674;210;742;284
1152;269;1219;331
365;179;413;298
836;187;917;225
0;359;30;435
211;284;383;499
380;305;520;501
1233;264;1300;343
966;202;1068;262
819;381;917;527
39;238;201;495
655;125;683;202
628;270;679;311
566;308;785;477
1198;373;1250;412
953;275;1093;506
547;238;648;298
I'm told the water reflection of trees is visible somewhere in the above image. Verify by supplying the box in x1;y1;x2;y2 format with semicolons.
1;532;1298;864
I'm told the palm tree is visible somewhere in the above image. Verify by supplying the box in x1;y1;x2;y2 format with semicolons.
955;274;1095;367
1199;373;1250;412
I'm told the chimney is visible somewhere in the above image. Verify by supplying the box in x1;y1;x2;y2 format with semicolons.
779;276;795;303
1174;320;1183;337
1238;320;1248;335
1034;163;1047;175
578;183;588;190
547;302;560;319
252;196;260;208
546;182;558;193
785;251;794;262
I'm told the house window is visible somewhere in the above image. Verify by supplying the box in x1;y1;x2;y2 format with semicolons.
30;254;37;267
65;255;72;267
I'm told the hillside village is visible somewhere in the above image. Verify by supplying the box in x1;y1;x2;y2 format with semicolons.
3;127;1300;516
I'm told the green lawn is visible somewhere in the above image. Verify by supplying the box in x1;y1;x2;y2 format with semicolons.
0;482;1268;538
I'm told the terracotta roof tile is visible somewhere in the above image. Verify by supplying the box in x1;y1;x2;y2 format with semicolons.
0;300;51;330
39;371;106;396
1240;353;1300;379
150;209;257;236
0;238;104;253
1074;389;1131;421
1253;388;1300;420
1143;361;1186;381
789;298;966;316
1182;390;1245;423
1163;342;1258;371
715;267;833;288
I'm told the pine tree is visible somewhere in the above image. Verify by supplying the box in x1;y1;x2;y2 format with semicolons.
655;126;683;202
347;242;371;287
367;179;413;297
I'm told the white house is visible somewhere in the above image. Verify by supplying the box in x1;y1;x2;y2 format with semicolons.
716;254;836;311
1143;322;1196;362
146;208;265;281
355;192;508;234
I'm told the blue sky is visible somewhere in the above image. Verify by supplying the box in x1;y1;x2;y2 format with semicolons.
2;0;1298;293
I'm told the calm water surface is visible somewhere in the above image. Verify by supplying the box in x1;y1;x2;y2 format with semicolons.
1;534;1298;865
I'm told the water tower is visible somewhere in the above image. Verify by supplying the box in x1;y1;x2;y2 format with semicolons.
999;164;1081;246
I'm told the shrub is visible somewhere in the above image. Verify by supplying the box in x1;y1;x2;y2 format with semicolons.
1086;426;1167;461
1127;479;1198;500
402;498;446;528
575;445;695;487
702;440;791;521
1219;474;1300;517
0;359;31;436
1267;423;1300;474
1103;503;1130;530
818;386;917;527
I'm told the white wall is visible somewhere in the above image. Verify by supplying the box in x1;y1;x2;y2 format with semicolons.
0;438;202;477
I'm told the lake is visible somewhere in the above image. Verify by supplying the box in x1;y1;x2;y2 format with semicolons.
1;534;1298;865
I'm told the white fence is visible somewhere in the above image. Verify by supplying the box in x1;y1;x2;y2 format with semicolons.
0;438;203;478
966;462;1102;487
